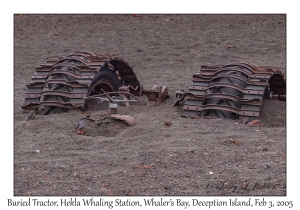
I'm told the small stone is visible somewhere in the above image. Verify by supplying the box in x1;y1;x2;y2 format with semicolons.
248;119;264;127
242;117;248;124
188;149;194;154
143;165;151;169
164;121;172;126
26;111;35;121
72;186;80;191
209;171;214;175
35;150;40;153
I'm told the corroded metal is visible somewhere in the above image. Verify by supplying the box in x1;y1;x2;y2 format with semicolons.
172;90;186;107
22;52;141;114
110;114;136;127
83;90;139;127
140;84;169;106
22;52;169;115
179;63;286;121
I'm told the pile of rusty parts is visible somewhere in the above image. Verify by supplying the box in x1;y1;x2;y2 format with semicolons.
75;90;140;134
22;52;286;130
21;51;169;128
173;63;286;122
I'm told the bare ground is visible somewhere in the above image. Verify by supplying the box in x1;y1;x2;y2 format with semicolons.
14;14;286;196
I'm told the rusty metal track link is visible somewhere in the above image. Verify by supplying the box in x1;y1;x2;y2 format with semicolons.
22;52;140;114
182;63;286;121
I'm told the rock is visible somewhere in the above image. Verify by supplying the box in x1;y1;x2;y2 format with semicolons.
242;117;248;124
143;165;151;169
247;119;264;127
26;111;35;121
164;121;172;126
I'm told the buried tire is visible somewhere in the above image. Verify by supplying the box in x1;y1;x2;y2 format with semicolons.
22;52;140;114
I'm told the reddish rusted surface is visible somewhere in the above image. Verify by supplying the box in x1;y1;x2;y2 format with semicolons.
22;52;141;114
110;114;136;127
140;84;169;106
172;90;186;107
22;52;169;115
179;63;286;121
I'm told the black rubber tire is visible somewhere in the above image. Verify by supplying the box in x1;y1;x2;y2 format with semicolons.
88;65;122;95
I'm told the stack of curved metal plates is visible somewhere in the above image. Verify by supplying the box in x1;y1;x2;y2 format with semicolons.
182;63;286;121
22;51;140;114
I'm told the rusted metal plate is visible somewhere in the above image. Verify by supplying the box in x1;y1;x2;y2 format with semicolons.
172;90;186;107
181;63;286;121
22;52;141;114
140;84;169;106
110;114;136;127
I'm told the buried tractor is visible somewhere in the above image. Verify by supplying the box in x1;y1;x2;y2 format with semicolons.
21;52;286;126
21;51;168;115
173;63;286;122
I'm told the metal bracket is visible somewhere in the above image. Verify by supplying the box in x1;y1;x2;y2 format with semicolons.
140;84;169;106
172;90;186;107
